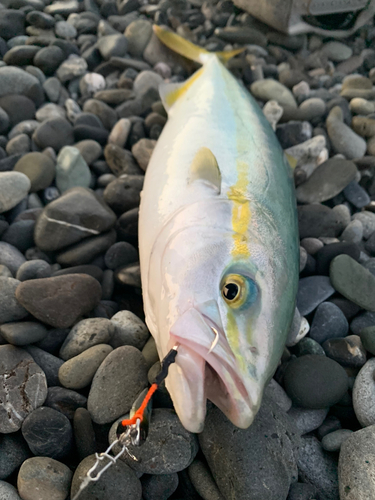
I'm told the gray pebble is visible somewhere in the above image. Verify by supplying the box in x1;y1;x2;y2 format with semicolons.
73;407;96;461
58;344;113;389
110;310;149;350
264;378;292;412
287;407;329;435
0;278;28;323
0;322;48;346
296;276;335;316
0;481;22;500
309;301;349;344
16;260;52;281
298;436;339;500
326;106;366;159
18;457;72;500
322;429;353;452
71;454;142;500
44;386;87;420
0;432;30;480
141;336;159;370
25;345;64;386
88;345;148;424
188;459;224;500
352;211;375;239
0;345;47;432
141;473;179;500
343;181;371;209
55;146;91;193
353;358;375;427
59;317;115;360
0;242;25;276
199;396;300;500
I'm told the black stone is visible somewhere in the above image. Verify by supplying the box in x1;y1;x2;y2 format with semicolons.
73;124;109;145
33;118;74;152
33;45;66;75
0;95;36;128
316;242;360;275
45;386;87;420
298;204;344;239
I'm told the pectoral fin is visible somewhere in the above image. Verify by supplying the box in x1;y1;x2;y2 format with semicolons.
189;147;221;194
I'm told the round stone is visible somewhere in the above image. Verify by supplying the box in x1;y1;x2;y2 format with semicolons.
287;407;328;435
296;276;335;316
0;242;26;276
97;34;128;60
0;322;48;346
353;358;375;427
33;117;74;152
44;386;87;420
55;146;91;193
0;278;28;323
326;106;366;160
330;254;375;312
125;20;152;58
322;41;352;62
17;457;72;500
59;344;113;389
0;172;31;214
251;79;297;108
0;480;22;500
71;454;142;500
111;408;199;475
322;429;353;452
309;302;349;344
14;152;55;192
16;260;52;281
359;326;375;355
15;274;102;328
294;337;326;357
88;345;148;424
103;175;144;213
21;407;73;459
315;242;360;276
110;310;149;350
0;345;47;433
283;355;348;409
131;138;156;171
296;159;357;204
298;204;343;239
104;144;142;176
339;426;375;500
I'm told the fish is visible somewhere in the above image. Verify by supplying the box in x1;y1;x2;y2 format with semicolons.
138;25;299;433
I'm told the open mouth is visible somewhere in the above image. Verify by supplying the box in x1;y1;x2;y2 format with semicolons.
166;307;256;432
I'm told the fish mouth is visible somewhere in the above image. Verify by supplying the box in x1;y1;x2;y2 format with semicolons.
166;306;259;433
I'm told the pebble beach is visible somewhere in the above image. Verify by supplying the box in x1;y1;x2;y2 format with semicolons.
1;1;375;500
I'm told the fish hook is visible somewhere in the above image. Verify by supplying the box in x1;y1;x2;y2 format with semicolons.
208;327;219;354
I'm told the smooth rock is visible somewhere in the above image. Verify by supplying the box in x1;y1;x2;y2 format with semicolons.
16;260;51;281
110;310;149;350
17;457;72;500
71;454;142;500
56;56;88;82
326;106;366;160
103;174;144;213
283;355;348;409
322;41;352;62
73;407;96;461
353;358;375;427
287;482;319;500
0;345;47;433
298;204;343;239
104;143;142;176
187;460;223;500
309;302;349;344
0;481;22;500
97;34;128;60
287;406;328;435
0;278;28;323
108;118;131;147
34;187;116;252
296;276;335;316
298;436;339;500
55;146;91;193
322;429;353;452
251;79;297;108
323;335;367;368
14;152;55;192
125;19;152;58
59;344;112;389
199;396;300;500
55;229;116;266
15;274;102;328
0;242;26;276
21;406;73;458
33;117;74;151
0;67;43;105
359;325;375;355
316;242;360;276
353;211;375;239
142;473;179;500
330;255;375;311
44;386;87;420
25;345;63;386
88;345;148;424
296;159;357;204
0;322;47;346
0;172;30;214
0;433;30;480
74;139;102;165
132;138;156;171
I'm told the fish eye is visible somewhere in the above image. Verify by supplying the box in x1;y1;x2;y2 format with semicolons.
221;274;247;307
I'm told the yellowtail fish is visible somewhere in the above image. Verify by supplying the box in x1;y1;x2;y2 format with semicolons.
139;26;299;433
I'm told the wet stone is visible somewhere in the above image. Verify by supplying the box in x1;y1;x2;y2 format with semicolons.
330;255;375;311
15;274;102;328
283;355;348;409
309;301;349;344
21;406;73;459
0;345;47;433
17;457;72;500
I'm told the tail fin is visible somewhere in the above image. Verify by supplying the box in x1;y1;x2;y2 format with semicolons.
153;25;244;64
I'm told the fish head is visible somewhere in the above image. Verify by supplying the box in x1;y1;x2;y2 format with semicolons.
147;200;297;433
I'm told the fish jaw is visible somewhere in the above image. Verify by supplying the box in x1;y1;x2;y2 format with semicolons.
166;306;262;433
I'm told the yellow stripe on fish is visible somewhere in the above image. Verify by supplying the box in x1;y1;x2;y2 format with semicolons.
227;160;251;259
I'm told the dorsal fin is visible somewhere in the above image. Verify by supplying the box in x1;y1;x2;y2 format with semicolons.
188;147;221;193
159;68;204;112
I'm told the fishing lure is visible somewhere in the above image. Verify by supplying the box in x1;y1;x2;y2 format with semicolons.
138;26;299;433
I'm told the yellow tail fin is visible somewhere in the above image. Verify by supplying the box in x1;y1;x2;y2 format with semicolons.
153;25;244;64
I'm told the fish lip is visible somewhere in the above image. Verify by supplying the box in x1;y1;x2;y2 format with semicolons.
168;312;253;412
